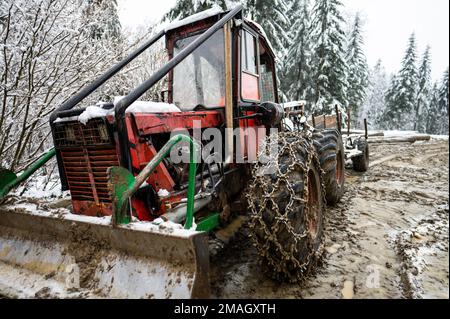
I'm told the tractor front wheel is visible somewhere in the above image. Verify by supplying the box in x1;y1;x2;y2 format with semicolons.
246;132;325;283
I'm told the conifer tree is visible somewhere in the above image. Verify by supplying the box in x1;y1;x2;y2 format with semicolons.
437;68;449;134
426;83;440;134
359;60;388;129
310;0;348;114
281;0;313;101
383;33;418;130
346;13;369;123
83;0;121;40
414;46;432;132
245;0;290;57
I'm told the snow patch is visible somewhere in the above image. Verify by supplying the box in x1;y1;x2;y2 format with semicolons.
165;6;223;32
126;101;181;113
157;188;170;197
4;201;198;237
430;134;449;140
13;174;68;199
282;118;294;131
281;101;306;109
78;106;113;125
113;96;181;113
53;116;79;123
189;217;197;231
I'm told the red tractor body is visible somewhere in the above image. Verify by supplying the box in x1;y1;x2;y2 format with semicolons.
51;10;279;221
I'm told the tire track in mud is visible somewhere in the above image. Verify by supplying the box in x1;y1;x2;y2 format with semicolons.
211;139;449;299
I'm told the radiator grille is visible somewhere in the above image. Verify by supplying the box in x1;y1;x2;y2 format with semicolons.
54;118;111;147
55;119;118;204
61;146;119;203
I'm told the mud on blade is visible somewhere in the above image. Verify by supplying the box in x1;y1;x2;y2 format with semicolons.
0;208;209;298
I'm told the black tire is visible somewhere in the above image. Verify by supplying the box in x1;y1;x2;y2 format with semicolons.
312;129;345;205
246;132;326;282
352;138;369;172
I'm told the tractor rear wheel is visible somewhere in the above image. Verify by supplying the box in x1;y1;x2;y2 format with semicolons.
312;129;345;205
246;132;326;283
352;138;369;172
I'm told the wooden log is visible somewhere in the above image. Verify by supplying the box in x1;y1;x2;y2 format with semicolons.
347;130;385;137
368;135;431;144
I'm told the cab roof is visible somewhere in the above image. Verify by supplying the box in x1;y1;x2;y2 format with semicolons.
164;7;276;58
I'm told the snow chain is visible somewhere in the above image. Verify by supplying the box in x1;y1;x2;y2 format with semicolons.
245;131;327;283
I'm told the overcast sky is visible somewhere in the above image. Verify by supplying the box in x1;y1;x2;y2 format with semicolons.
118;0;449;81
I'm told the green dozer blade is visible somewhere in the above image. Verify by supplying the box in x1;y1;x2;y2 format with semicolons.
0;206;210;298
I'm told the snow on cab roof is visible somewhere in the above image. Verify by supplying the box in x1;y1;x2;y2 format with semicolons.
164;5;224;32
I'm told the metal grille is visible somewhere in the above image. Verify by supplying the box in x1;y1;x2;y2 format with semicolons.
61;146;119;203
54;119;112;147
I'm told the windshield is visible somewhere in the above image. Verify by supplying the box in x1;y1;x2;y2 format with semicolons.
173;29;225;111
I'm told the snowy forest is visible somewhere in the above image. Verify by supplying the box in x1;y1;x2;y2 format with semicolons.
0;0;449;173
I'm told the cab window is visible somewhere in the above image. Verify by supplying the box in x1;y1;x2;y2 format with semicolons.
241;30;260;101
259;42;276;102
172;29;225;110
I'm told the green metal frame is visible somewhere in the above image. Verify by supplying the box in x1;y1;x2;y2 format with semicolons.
108;134;198;229
196;212;220;232
0;148;56;200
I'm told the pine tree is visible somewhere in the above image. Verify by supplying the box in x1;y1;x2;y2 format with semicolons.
383;33;418;130
381;75;399;129
281;0;313;101
83;0;122;40
426;83;440;134
437;68;449;134
414;46;432;132
245;0;290;58
310;0;348;114
359;60;389;129
346;13;369;124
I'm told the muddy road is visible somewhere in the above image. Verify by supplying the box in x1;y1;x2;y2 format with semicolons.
211;139;449;299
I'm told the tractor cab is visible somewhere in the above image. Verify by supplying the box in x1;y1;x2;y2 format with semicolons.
165;9;279;110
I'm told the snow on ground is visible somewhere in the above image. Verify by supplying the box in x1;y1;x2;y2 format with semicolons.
384;130;449;140
12;173;68;200
430;134;449;140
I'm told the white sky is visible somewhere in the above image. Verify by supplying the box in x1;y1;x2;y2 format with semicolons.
118;0;449;81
